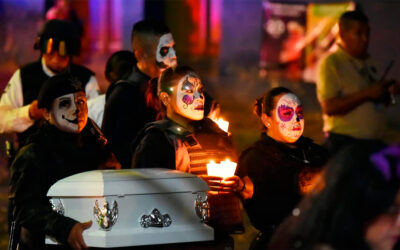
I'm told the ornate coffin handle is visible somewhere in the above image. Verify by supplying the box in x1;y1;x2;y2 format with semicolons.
93;200;118;231
195;194;210;222
140;208;172;228
49;198;65;216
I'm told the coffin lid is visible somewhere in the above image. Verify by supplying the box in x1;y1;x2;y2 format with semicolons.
47;168;209;197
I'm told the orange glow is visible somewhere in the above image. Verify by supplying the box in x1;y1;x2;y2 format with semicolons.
212;118;229;133
207;159;237;178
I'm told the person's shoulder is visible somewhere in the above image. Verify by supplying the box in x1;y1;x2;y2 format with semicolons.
70;63;95;76
11;143;42;170
105;80;141;105
194;118;227;135
20;60;42;73
240;137;274;160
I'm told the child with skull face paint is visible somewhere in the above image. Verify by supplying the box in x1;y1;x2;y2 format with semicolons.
8;73;119;250
236;87;329;249
132;66;247;247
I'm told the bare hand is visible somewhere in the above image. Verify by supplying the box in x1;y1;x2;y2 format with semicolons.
365;83;387;101
67;220;92;250
28;100;46;120
199;175;242;194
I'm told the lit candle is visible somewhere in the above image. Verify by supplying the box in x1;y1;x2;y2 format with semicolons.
213;118;229;133
206;159;237;178
219;159;237;178
206;160;220;177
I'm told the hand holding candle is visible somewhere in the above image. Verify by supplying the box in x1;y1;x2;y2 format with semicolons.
207;159;237;178
204;159;239;194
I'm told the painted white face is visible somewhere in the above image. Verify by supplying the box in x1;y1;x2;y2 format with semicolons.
156;33;177;69
49;92;88;133
275;93;304;143
175;74;204;121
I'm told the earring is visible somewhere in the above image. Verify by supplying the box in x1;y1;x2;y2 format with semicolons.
267;123;271;128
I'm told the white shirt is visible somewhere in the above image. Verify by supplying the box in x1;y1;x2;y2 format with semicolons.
87;94;105;127
0;58;99;133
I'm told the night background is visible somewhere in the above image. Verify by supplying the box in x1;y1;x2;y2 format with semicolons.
1;0;400;248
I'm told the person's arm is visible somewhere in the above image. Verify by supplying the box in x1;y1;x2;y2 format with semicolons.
317;57;388;116
84;75;100;100
0;70;39;133
9;145;80;246
320;83;387;116
132;130;175;169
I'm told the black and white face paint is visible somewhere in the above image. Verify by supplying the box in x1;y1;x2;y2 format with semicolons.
49;92;88;133
156;33;177;69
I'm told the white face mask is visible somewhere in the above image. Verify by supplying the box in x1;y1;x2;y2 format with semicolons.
49;92;88;133
275;93;304;143
175;74;204;121
156;33;177;69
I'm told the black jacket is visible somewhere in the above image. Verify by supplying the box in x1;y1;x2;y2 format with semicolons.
237;133;328;237
102;65;157;169
8;121;112;249
131;118;237;173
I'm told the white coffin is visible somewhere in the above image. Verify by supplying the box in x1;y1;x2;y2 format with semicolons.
46;168;213;248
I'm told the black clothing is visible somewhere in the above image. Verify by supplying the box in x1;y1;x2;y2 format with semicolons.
237;133;328;247
102;65;157;169
18;60;94;146
132;118;242;240
132;118;237;172
20;61;93;106
8;121;111;249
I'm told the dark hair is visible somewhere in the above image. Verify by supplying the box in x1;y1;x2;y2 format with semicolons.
35;19;80;55
339;11;369;31
104;50;136;83
254;87;292;129
273;141;400;249
37;73;84;109
131;20;170;52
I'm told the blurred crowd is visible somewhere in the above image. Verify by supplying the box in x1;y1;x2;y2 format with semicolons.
1;2;400;249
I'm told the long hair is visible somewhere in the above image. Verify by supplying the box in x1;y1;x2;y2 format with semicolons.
270;141;400;249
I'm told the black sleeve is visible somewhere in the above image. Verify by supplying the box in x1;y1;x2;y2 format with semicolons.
9;145;77;245
131;130;175;169
101;83;142;169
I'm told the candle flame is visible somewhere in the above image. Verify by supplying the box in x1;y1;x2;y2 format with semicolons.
207;159;237;178
213;118;229;133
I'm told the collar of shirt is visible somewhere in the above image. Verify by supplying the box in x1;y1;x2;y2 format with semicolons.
41;57;56;77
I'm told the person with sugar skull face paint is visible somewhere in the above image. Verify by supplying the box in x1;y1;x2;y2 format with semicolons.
132;66;248;248
8;73;119;250
236;87;329;249
102;20;177;169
